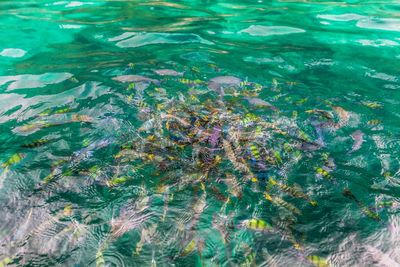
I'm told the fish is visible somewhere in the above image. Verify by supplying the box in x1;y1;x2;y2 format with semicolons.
268;177;317;205
348;130;364;154
0;257;13;267
154;69;184;76
332;106;349;129
187;192;207;230
212;214;230;244
209;185;229;203
305;109;333;120
106;176;129;187
222;139;254;180
112;74;159;85
21;139;51;149
245;97;277;110
110;197;153;238
224;173;242;199
315;167;332;180
209;75;241;85
180;239;196;257
240;252;256;267
307;255;330;267
15;121;49;134
248;143;261;161
310;118;326;146
135;224;157;255
1;153;25;169
265;193;301;215
160;113;191;128
71;138;114;165
342;189;381;221
71;114;93;123
208;125;222;147
242;218;272;232
208;76;241;96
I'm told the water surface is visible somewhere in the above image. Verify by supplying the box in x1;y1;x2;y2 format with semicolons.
0;1;400;266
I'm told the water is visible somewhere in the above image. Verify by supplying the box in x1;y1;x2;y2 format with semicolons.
0;1;400;266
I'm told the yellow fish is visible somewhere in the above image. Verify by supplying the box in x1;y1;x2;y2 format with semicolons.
307;255;330;267
181;239;196;257
243;218;272;231
1;153;25;169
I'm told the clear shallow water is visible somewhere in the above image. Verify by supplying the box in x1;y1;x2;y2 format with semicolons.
0;1;400;266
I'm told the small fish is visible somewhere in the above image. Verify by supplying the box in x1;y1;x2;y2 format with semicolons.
240;252;256;267
269;177;317;205
242;218;272;231
95;246;105;267
332;106;349;129
265;193;301;215
342;189;380;221
368;119;381;125
135;224;157;255
54;107;73;115
212;214;230;244
154;69;184;76
315;167;332;180
224;173;242;199
222;139;253;178
305;109;333;120
248;143;261;161
112;74;159;85
187;193;207;230
307;255;330;267
348;130;364;154
208;125;222;147
111;198;153;238
160;113;191;128
1;153;25;169
106;176;129;187
362;101;382;109
209;185;229;203
71;114;93;123
310;118;326;147
180;239;196;257
15;121;48;134
71;138;114;165
0;257;13;267
21;139;51;149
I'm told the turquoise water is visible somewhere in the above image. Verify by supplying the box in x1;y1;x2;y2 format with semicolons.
1;1;400;266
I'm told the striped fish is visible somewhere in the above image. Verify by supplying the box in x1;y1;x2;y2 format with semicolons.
265;193;301;215
21;139;51;149
242;218;272;231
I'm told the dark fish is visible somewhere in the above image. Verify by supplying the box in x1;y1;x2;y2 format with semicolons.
209;185;229;202
342;189;380;221
342;188;358;202
21;139;51;149
348;130;364;154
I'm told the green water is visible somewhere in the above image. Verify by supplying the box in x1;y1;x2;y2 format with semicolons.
1;1;400;266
